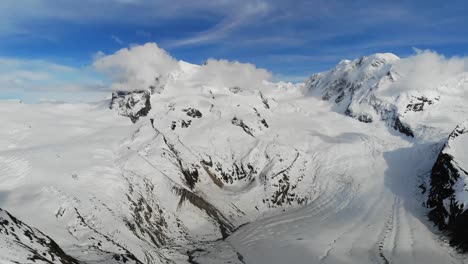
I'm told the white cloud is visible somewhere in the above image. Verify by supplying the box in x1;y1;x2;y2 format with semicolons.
388;50;468;95
164;1;271;47
0;42;272;102
190;59;271;89
271;73;308;83
93;42;179;91
93;42;272;92
0;0;272;37
93;51;106;61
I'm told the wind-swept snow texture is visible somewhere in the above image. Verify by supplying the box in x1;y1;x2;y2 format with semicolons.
1;45;468;263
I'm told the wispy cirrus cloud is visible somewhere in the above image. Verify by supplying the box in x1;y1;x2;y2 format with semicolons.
165;1;271;48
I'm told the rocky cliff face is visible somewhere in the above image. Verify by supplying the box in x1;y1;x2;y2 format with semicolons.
427;121;468;250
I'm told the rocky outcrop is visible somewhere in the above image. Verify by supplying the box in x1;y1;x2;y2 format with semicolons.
427;122;468;251
110;90;152;123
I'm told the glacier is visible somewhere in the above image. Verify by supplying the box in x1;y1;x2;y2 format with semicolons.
1;45;468;263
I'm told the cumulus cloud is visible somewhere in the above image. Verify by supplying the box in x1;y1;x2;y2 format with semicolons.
190;59;272;90
390;50;468;95
93;43;179;91
94;42;272;92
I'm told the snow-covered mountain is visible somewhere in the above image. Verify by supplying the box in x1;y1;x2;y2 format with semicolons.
428;121;468;250
1;45;468;263
0;208;80;264
305;53;467;140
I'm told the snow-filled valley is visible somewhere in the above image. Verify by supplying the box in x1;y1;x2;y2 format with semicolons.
1;44;468;264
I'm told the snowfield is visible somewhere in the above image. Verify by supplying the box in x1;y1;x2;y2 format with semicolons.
1;44;468;263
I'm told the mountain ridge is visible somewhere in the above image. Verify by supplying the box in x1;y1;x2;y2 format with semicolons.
1;49;468;263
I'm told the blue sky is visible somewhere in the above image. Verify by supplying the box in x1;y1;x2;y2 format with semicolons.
1;0;468;102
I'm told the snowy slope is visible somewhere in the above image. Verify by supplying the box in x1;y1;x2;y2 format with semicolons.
0;101;152;264
428;121;468;250
0;208;80;264
1;47;468;264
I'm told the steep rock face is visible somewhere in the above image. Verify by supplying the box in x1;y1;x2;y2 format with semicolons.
0;208;80;264
428;121;468;250
305;53;443;137
109;90;152;123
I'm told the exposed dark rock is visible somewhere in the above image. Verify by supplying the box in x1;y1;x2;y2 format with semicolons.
229;86;242;94
358;115;373;123
213;162;257;185
123;176;168;248
181;165;199;190
253;108;269;128
172;187;234;238
231;117;254;137
262;153;307;207
405;96;438;113
183;108;203;118
163;137;199;189
392;117;414;137
428;152;468;251
335;91;346;103
321;79;353;101
345;109;373;124
110;91;152;123
237;252;246;263
259;92;270;109
427;123;468;251
181;120;192;128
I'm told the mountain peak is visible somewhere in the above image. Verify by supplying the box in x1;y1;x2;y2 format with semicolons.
365;52;400;62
